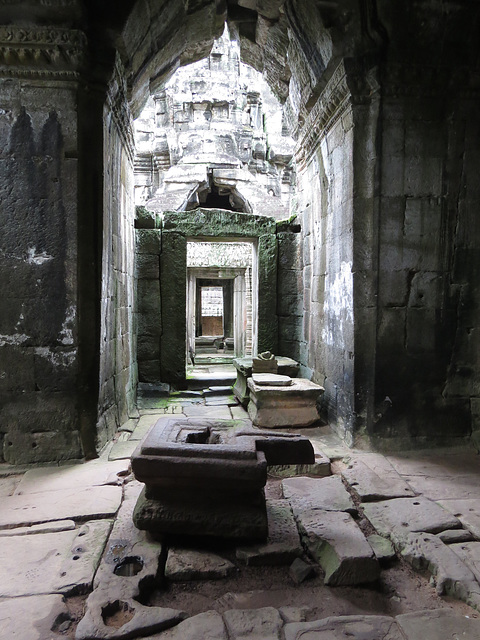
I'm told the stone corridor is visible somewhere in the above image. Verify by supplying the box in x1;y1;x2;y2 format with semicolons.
1;380;480;639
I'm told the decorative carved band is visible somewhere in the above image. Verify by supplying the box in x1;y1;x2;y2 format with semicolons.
0;26;86;78
295;60;351;168
106;53;135;162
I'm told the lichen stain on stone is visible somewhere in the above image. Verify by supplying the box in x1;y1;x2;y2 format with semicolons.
26;246;54;265
322;261;353;347
0;333;30;346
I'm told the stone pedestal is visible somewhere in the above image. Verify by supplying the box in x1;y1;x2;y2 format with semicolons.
131;418;314;541
233;356;300;406
247;378;324;428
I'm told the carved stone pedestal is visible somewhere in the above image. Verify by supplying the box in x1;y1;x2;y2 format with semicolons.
131;418;314;541
232;356;300;406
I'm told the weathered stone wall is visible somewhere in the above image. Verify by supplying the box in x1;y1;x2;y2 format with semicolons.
97;55;138;451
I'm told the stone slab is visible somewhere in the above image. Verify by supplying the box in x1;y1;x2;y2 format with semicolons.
0;519;75;537
282;476;355;514
367;534;396;564
236;499;302;565
0;594;71;640
341;459;415;501
223;607;283;640
450;541;480;584
362;497;461;542
0;519;112;597
396;608;480;640
284;615;403;640
289;558;315;584
119;418;138;432
0;474;22;496
129;414;166;441
400;532;480;605
183;404;232;419
252;373;293;386
295;509;380;585
386;451;480;478
437;499;480;538
14;459;130;495
165;548;236;581
401;474;480;501
76;602;187;640
146;611;227;639
247;377;323;428
0;485;122;529
437;529;476;544
108;440;138;461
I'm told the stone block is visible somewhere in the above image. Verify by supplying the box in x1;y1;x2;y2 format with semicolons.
3;427;82;465
165;548;236;581
288;558;315;585
395;608;480;640
136;252;159;279
282;476;355;514
341;459;415;501
223;607;283;640
247;377;324;428
156;611;228;640
367;534;396;564
296;509;380;585
136;229;161;254
236;499;302;565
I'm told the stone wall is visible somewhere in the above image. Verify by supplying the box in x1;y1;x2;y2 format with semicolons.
97;55;138;451
0;24;85;463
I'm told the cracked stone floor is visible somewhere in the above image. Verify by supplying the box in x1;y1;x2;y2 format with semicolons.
1;373;480;638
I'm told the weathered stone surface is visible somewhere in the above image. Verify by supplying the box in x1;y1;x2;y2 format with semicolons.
450;542;480;584
289;557;315;584
248;377;324;428
76;602;187;640
0;485;122;529
165;548;235;581
437;529;476;544
0;474;22;496
396;608;480;640
438;499;480;538
284;615;403;640
295;509;380;585
0;519;75;537
278;606;310;624
0;594;72;640
252;373;293;386
362;497;461;543
341;459;415;501
0;520;112;597
14;459;130;495
400;532;480;606
129;414;165;441
223;607;283;640
236;499;302;565
282;476;355;514
108;440;138;460
268;452;330;479
146;611;228;639
367;534;396;564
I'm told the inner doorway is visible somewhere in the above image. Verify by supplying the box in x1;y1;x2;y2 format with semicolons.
186;240;255;366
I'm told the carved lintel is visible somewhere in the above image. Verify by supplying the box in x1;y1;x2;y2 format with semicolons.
0;26;86;79
295;60;351;168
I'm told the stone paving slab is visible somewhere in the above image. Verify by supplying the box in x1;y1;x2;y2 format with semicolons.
361;497;461;542
165;548;236;581
118;418;138;432
0;519;75;537
341;459;415;501
367;534;396;564
295;509;379;585
437;498;480;538
284;615;403;640
0;485;122;529
0;594;71;640
396;608;480;640
129;414;167;441
236;499;302;565
282;475;355;514
14;459;130;495
0;474;22;496
76;602;187;640
400;532;480;607
438;529;476;544
450;541;480;583
223;607;283;640
0;519;112;597
146;611;228;639
401;474;480;500
183;404;232;419
386;450;480;478
108;440;138;461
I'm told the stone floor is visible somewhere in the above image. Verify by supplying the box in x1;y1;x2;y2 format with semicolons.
1;377;480;639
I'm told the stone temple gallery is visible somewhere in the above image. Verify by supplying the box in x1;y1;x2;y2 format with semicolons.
2;2;480;639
